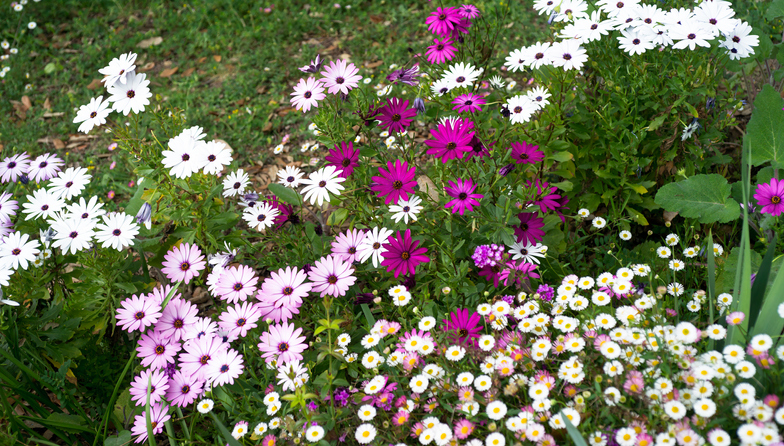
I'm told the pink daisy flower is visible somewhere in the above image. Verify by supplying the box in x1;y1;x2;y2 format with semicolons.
381;229;430;278
0;152;30;183
425;7;462;37
0;217;13;239
256;266;313;323
370;159;417;205
214;264;258;303
510;141;544;164
320;59;362;95
754;178;784;216
331;228;367;264
308;254;356;297
377;97;417;134
137;330;181;370
116;294;162;333
726;311;745;325
27;153;64;183
514;212;546;245
182;316;218;343
424;118;474;163
165;370;203;407
206;347;244;386
161;243;206;284
500;260;540;287
131;403;170;444
325;141;360;178
147;283;182;306
155;298;199;342
460;4;481;18
426;37;457;64
444;178;483;215
454;419;475;439
451;93;486;113
258;322;308;365
129;369;169;407
219;301;262;339
290;77;326;113
0;192;18;221
179;335;224;381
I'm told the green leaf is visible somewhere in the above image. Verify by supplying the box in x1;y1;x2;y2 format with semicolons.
654;174;740;223
751;254;784;343
746;84;784;168
552;180;573;192
360;303;376;327
562;413;589;446
767;0;784;19
550;151;573;162
267;183;302;206
327;208;349;226
749;235;778;330
625;207;649;226
208;413;243;446
104;431;132;446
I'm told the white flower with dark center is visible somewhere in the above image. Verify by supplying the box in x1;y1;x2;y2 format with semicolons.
441;62;483;90
505;48;528;72
526;87;551;110
550;40;588;71
22;188;65;221
0;231;40;270
299;165;345;207
51;218;95;255
521;42;552;69
277;166;304;188
242;203;279;231
99;52;137;87
0;153;31;184
201;141;232;175
509;241;547;264
597;0;640;18
618;28;655;55
693;1;737;37
356;226;393;267
49;167;91;200
107;71;151;115
95;212;139;251
162;133;207;179
27;153;64;183
720;21;759;60
506;95;538;125
670;22;713;50
0;192;17;222
222;169;250;197
66;196;106;224
73;96;111;133
389;196;423;224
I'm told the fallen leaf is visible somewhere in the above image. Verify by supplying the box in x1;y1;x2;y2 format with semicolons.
10;101;27;119
365;60;383;69
138;62;156;72
53;139;65;149
0;144;4;151
43;112;65;118
369;14;384;23
162;60;173;67
137;36;163;48
197;57;207;63
262;122;273;132
160;67;179;78
43;98;51;110
339;53;351;61
663;211;679;223
256;85;267;94
417;176;439;202
182;67;196;77
86;78;103;90
277;107;296;117
213;55;222;62
21;96;32;111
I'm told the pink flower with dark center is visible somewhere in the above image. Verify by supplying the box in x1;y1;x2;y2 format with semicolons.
290;77;326;113
147;284;182;306
526;179;562;213
425;37;457;64
377;98;417;134
381;229;430;278
308;255;356;297
137;330;181;370
754;178;784;216
514;212;546;245
258;322;308;365
0;152;30;183
178;335;223;381
442;309;482;345
182;316;218;343
459;4;481;18
161;243;206;284
165;370;203;407
425;6;463;37
206;347;244;386
325;141;360;178
214;265;258;303
370;159;417;205
424;118;475;163
510;141;544;164
478;262;505;287
256;266;313;323
27;153;64;183
0;192;18;221
131;403;170;444
219;301;262;338
451;93;486;113
331;228;367;264
320;59;362;95
129;369;169;407
444;178;483;215
116;294;162;333
155;298;199;342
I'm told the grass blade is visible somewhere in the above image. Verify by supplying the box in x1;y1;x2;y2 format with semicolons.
208;412;243;446
748;235;778;330
750;255;784;343
706;231;717;349
562;413;589;446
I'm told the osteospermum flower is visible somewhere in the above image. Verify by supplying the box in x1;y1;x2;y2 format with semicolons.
49;167;91;200
424;118;474;162
99;51;137;87
116;294;162;333
242;203;280;231
325;141;359;178
156;298;199;342
308;254;356;297
0;231;40;271
137;330;181;370
206;347;244;386
179;335;223;381
131;403;170;444
94;212;139;251
27;153;64;183
510;141;544;164
165;370;203;407
426;6;463;37
277;165;304;188
444;178;483;215
0;193;17;221
0;153;30;184
381;229;430;277
443;308;482;345
331;228;366;264
377;97;417;134
107;71;152;115
201;140;232;175
214;265;258;303
129;369;169;407
452;93;486;113
256;266;313;323
222;169;250;197
370;159;417;205
514;213;546;245
754;178;784;217
290;77;326;113
320;59;362;95
426;37;457;64
51;218;95;255
219;301;262;338
299;165;346;206
356;226;394;267
73;96;111;133
161;242;207;284
258;322;308;365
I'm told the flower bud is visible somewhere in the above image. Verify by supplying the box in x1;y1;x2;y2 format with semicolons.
136;202;152;230
413;97;426;115
442;286;451;295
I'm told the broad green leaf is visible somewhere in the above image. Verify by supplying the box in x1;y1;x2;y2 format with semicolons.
267;183;302;206
626;207;649;226
654;174;740;223
746;85;784;168
104;430;132;446
628;183;648;195
749;236;778;330
562;413;589;446
751;254;784;343
208;413;243;446
551;151;573;162
767;0;784;19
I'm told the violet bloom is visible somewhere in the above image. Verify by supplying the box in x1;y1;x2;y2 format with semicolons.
129;369;169;407
425;37;457;64
425;6;463;37
256;266;313;323
331;228;367;264
116;294;162;333
527;179;562;213
131;403;170;444
214;265;259;303
413;98;426;115
444;178;483;215
27;153;63;183
308;255;356;297
377;97;417;134
514;212;546;245
325;141;360;178
754;178;784;216
460;4;481;18
381;229;430;278
452;93;486;113
509;141;544;164
472;244;504;268
370;159;417;205
0;152;30;183
137;330;181;370
386;65;420;86
320;59;362;95
424;118;474;163
155;298;199;342
258;322;308;365
178;335;223;381
500;261;540;287
536;284;554;301
299;54;323;73
161;243;206;284
165;370;203;407
442;308;482;345
218;301;262;339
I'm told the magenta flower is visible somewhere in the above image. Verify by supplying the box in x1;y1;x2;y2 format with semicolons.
214;264;259;303
129;369;169;407
206;347;244;386
424;118;475;163
116;294;162;333
178;335;223;381
381;229;430;278
320;59;362;95
443;309;482;345
460;4;481;18
514;212;546;245
478;263;505;287
370;159;417;205
377;98;417;134
444;178;483;215
137;330;181;370
165;370;203;407
425;6;462;37
509;141;544;164
499;260;540;287
155;298;198;342
387;65;421;86
131;403;170;444
256;266;313;323
219;301;262;339
258;322;308;365
754;178;784;216
290;77;326;113
161;243;206;284
308;254;356;297
325;141;360;178
451;93;486;113
331;228;367;264
527;179;562;213
426;37;457;64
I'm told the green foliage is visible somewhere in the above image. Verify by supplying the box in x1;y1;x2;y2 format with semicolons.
745;85;784;168
654;174;740;223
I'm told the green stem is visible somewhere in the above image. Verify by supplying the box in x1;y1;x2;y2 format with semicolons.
176;406;190;441
95;349;138;446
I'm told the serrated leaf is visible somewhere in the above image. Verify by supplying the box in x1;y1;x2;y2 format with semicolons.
746;84;784;168
654;174;740;223
267;183;302;206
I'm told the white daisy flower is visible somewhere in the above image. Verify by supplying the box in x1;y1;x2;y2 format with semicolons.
389;196;423;224
107;71;151;115
49;167;91;200
99;51;137;87
277;166;304;188
222;169;250;197
242;203;279;231
73;96;111;134
94;212;139;251
299;165;345;207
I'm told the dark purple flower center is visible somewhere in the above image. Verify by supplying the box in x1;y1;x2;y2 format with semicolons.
327;274;338;284
644;18;652;24
521;223;529;231
233;283;243;291
591;24;598;29
535;52;544;60
392;113;402;122
155;345;165;355
458;328;469;337
348;247;356;254
257;214;267;221
208;154;216;162
90;111;97;118
458;192;468;200
39;161;48;168
304;91;312;99
403;206;410;212
282;286;294;295
456;76;466;83
181;385;190;393
392;180;403;190
41;204;49;211
318;180;327;187
120;69;125;75
709;18;717;24
69;231;79;239
82;212;89;218
220;364;229;373
182;154;190;161
134;311;145;320
465;100;473;106
439;13;446;19
180;262;190;271
233;181;241;189
65;181;73;188
174;319;184;328
126;90;135;99
199;355;210;365
8;162;16;169
563;54;572;60
335;76;345;84
286;176;295;183
373;242;381;249
732;36;740;43
11;248;21;256
278;342;289;352
633;38;640;45
236;318;246;327
113;229;122;236
616;2;624;7
688;33;696;40
401;251;410;260
437;44;444;50
514;106;523;113
341;158;351;167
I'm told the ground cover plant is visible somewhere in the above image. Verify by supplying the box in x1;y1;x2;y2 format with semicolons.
1;0;784;445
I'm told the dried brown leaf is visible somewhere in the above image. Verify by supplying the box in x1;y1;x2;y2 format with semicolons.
86;78;103;90
160;67;179;78
182;67;196;77
365;60;383;69
53;139;65;150
417;176;439;202
137;36;163;48
21;96;32;111
43;97;51;110
213;55;222;62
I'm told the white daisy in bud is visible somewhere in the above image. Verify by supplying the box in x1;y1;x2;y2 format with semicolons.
107;71;151;115
222;169;250;197
277;166;304;188
99;51;137;87
73;96;111;133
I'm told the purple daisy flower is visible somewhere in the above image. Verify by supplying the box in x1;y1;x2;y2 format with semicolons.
478;263;505;287
386;65;420;86
131;403;170;444
424;118;475;163
178;335;222;381
214;264;258;303
0;152;30;184
451;93;486;113
377;98;417;134
161;243;206;284
444;178;484;215
0;192;18;221
442;308;482;345
425;37;457;64
754;178;784;216
509;141;544;165
165;370;203;407
308;255;356;297
325;141;360;178
256;266;313;323
137;330;181;370
129;369;169;407
514;213;546;245
155;298;199;342
527;179;561;213
320;59;362;96
116;294;162;333
258;322;308;365
27;153;64;183
370;159;417;205
500;260;540;287
381;229;430;278
331;228;367;264
425;6;462;37
460;4;481;18
206;347;244;387
218;301;261;339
